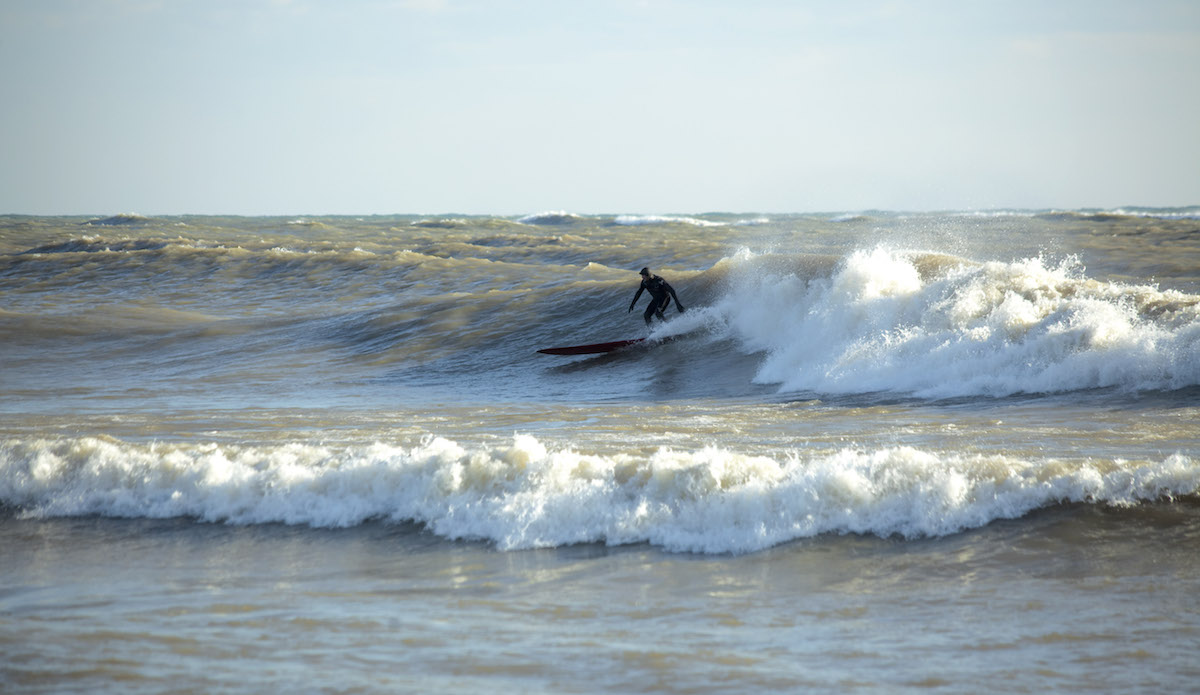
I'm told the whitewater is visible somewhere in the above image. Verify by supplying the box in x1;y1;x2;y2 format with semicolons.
5;434;1195;555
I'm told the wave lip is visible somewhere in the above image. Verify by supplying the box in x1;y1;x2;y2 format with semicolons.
3;435;1196;554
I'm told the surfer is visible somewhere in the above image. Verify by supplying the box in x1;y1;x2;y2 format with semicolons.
628;267;685;325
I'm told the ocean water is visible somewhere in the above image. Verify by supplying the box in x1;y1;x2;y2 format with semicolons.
2;209;1199;692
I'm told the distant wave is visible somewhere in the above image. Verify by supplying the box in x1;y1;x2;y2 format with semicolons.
21;236;175;255
946;210;1039;219
1035;207;1200;222
3;435;1195;553
1107;207;1200;220
517;211;586;225
83;213;155;226
614;215;728;227
411;218;468;229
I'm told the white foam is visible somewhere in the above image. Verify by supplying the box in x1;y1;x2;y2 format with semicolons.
517;211;585;225
2;435;1196;554
717;247;1200;397
614;215;728;227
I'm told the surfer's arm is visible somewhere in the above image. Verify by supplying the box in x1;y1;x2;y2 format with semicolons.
665;282;685;312
628;285;644;312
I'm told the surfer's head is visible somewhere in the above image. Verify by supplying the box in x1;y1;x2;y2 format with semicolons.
639;267;650;278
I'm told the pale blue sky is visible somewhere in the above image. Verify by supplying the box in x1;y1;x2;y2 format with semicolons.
2;0;1197;215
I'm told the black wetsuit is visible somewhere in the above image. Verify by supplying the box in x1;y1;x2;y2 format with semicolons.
629;275;684;325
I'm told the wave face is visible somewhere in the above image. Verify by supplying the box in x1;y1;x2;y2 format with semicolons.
3;435;1195;553
5;214;1196;402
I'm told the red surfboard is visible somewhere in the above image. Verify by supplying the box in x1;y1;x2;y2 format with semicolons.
537;338;645;355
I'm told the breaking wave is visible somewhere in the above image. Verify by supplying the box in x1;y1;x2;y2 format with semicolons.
715;247;1200;398
2;435;1196;554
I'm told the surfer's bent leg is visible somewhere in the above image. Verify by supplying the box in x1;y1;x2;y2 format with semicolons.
644;296;671;324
